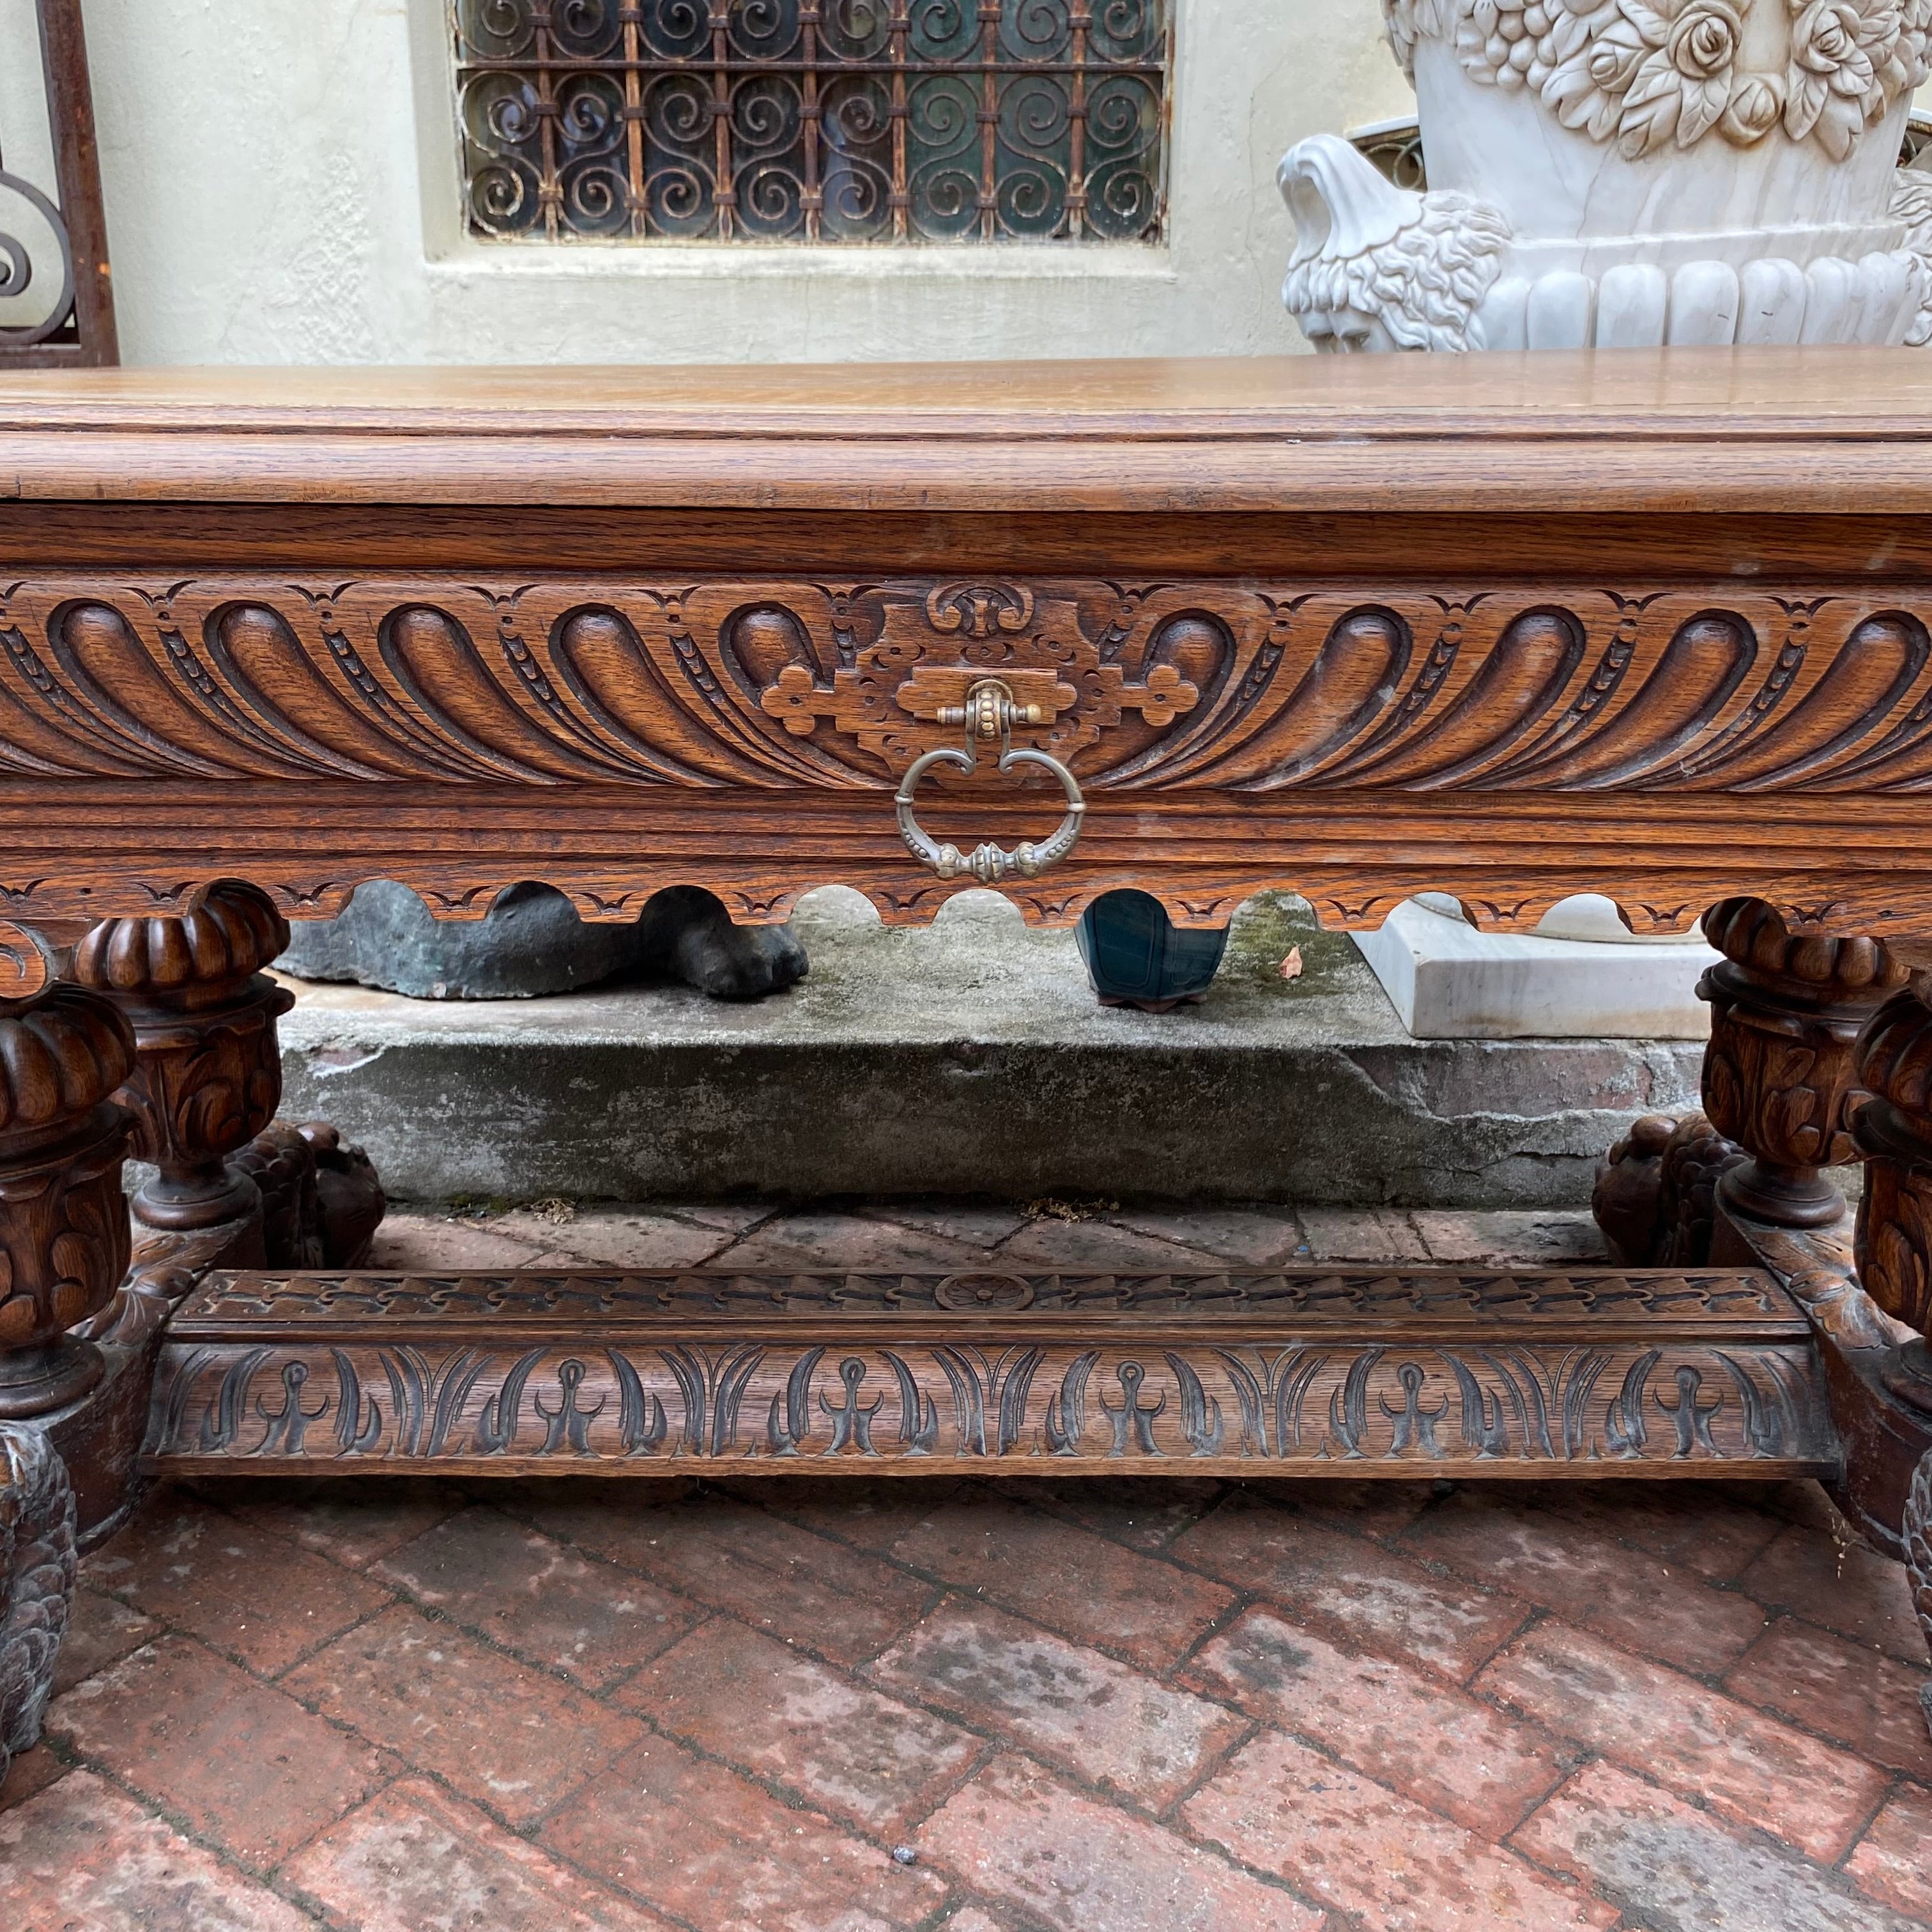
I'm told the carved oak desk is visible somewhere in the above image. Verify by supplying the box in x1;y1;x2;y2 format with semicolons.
0;351;1929;1759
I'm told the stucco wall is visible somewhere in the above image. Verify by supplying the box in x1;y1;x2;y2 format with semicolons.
0;0;1411;365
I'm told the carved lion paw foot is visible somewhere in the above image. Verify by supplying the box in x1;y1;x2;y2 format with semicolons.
232;1120;387;1269
1593;1111;1745;1267
1593;1115;1676;1264
299;1122;387;1266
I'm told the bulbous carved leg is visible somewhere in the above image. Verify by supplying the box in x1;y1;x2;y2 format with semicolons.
70;882;293;1233
1699;898;1906;1229
1852;984;1932;1413
0;981;136;1420
0;1422;77;1780
63;887;385;1364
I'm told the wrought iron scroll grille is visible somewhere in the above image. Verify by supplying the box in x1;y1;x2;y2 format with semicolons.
0;0;116;367
1347;116;1425;192
452;0;1170;244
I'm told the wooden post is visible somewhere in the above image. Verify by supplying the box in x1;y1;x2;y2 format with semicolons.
1699;898;1906;1229
0;942;135;1419
1851;984;1932;1397
68;884;293;1234
1851;979;1932;1709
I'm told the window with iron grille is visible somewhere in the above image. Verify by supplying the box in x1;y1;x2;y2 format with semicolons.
452;1;1170;244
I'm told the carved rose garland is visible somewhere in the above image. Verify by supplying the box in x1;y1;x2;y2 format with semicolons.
1384;0;1932;158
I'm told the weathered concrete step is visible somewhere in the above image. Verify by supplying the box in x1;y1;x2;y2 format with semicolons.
277;891;1705;1209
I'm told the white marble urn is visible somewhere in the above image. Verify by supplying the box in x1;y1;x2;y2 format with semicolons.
1281;0;1932;348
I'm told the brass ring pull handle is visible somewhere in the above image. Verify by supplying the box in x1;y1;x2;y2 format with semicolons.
894;678;1085;885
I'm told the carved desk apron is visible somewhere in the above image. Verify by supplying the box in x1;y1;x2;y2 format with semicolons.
0;351;1927;1752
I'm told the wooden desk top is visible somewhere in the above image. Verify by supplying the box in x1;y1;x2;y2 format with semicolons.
4;348;1932;967
2;349;1930;512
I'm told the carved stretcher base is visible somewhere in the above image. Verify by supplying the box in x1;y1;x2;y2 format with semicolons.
144;1265;1836;1479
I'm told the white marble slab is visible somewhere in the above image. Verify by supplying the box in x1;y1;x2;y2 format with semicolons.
1353;898;1718;1039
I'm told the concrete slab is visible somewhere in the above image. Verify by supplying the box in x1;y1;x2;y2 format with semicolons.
277;889;1703;1209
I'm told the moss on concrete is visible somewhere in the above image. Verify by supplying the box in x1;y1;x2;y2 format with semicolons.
1221;892;1365;998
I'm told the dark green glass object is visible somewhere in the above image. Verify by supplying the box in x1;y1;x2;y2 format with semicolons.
1075;888;1229;1012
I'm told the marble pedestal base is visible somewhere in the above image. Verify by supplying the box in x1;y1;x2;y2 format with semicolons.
1354;898;1718;1039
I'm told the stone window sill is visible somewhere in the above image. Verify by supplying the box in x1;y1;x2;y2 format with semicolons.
424;239;1179;284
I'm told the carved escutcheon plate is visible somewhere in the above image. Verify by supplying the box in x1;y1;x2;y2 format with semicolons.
746;578;1208;775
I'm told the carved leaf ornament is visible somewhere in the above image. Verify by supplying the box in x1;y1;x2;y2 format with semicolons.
0;576;1217;791
1386;0;1932;158
8;577;1932;797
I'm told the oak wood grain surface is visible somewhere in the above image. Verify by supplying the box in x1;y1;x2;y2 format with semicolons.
4;350;1932;510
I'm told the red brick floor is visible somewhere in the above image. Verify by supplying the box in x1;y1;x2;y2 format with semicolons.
1;1201;1928;1930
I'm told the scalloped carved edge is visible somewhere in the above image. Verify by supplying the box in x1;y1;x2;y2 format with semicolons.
0;870;1921;938
267;876;1932;941
203;874;1846;937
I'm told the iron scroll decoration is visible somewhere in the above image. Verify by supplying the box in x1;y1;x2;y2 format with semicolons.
0;157;73;351
450;0;1172;245
0;0;116;367
895;678;1086;885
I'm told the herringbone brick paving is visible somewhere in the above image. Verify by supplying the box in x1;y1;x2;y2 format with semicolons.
2;1198;1927;1930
